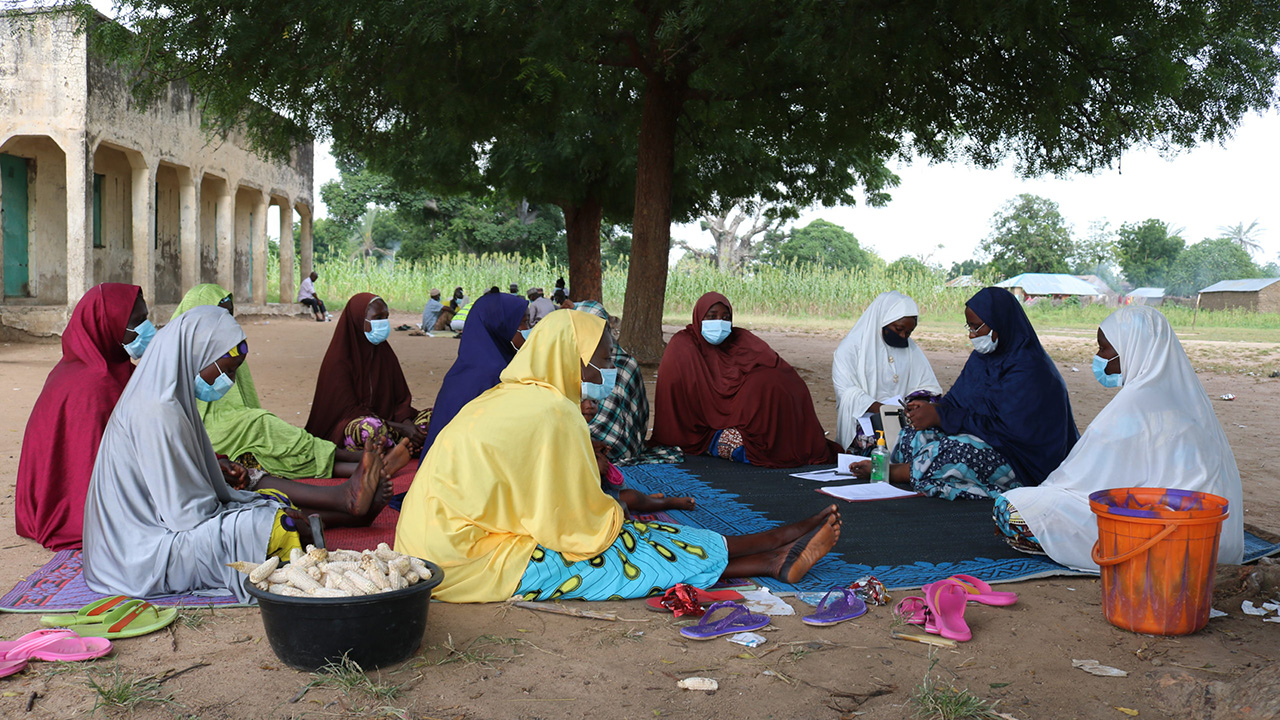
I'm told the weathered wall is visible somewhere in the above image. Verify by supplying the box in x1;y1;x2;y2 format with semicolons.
0;136;68;304
1201;291;1258;312
90;143;133;285
198;175;222;284
155;163;182;303
233;186;259;302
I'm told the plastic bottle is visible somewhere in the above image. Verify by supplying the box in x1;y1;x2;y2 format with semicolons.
870;430;888;483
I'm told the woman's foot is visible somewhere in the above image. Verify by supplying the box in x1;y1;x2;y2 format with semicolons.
771;513;841;584
620;490;697;513
775;505;840;546
344;439;384;517
382;439;412;477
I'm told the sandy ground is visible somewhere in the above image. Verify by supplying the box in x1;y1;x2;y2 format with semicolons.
0;312;1278;719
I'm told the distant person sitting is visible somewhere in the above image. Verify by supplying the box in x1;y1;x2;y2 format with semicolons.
421;289;445;333
433;287;466;331
450;298;473;333
526;288;556;327
509;283;520;295
552;288;573;308
298;271;330;322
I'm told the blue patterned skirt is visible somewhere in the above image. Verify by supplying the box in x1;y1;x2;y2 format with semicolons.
890;427;1020;500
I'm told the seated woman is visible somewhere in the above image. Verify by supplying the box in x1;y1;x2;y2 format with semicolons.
305;293;430;456
850;287;1078;500
651;292;840;468
996;306;1244;568
172;284;404;479
575;300;682;466
83;307;386;601
395;311;842;603
833;291;943;453
16;283;151;550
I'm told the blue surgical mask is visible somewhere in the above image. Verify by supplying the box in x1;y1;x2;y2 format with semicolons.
520;329;531;339
1092;354;1123;388
581;364;618;402
365;318;391;345
122;319;156;359
702;319;732;345
970;334;998;355
195;362;234;402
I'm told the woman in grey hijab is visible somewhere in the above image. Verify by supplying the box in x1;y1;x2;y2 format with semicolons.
84;306;331;601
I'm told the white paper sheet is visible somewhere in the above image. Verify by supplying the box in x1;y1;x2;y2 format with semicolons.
819;483;920;502
790;454;869;482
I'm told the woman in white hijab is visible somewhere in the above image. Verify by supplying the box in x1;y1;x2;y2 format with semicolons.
84;306;301;602
832;291;942;452
996;306;1244;571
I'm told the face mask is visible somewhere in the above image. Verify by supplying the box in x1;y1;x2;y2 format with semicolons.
1092;354;1124;388
520;329;531;339
970;334;998;355
881;327;909;349
365;318;391;345
122;319;156;359
195;362;234;402
701;319;732;345
581;365;618;402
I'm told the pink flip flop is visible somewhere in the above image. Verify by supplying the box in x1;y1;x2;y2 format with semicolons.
0;656;27;679
924;582;971;642
894;596;929;625
926;575;1018;606
0;628;112;662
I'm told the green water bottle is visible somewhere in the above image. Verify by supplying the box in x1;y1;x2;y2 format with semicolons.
870;430;888;483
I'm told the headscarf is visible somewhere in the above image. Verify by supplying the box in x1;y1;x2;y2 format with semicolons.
172;284;259;408
419;292;528;458
83;306;280;602
16;283;141;550
395;310;623;602
832;291;943;448
651;292;839;468
936;287;1079;485
1003;307;1244;570
305;293;415;443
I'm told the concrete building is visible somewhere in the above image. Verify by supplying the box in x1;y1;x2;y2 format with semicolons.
1197;278;1280;313
1;9;314;335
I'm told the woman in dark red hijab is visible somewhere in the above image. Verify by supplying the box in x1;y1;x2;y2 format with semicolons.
16;283;146;550
305;293;428;455
651;292;840;468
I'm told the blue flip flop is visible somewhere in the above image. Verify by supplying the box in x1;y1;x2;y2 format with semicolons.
678;601;770;640
802;588;868;626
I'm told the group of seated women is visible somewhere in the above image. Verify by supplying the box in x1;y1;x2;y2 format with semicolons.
14;279;1245;603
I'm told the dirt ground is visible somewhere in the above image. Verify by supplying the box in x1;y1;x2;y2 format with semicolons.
0;311;1278;720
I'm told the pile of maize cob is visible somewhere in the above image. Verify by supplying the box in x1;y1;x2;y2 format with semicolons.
228;543;433;598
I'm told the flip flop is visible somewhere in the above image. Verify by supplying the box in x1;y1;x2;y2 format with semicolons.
72;601;178;640
924;581;971;642
645;586;744;613
802;588;868;626
0;629;112;662
894;595;929;625
40;596;134;628
935;574;1019;606
678;601;770;641
0;656;28;679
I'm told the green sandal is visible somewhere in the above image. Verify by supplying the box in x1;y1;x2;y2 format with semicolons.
39;596;133;628
66;601;178;640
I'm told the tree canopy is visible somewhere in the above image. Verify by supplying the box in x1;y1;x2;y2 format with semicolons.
1115;219;1186;287
762;219;878;271
982;194;1075;277
1167;238;1263;296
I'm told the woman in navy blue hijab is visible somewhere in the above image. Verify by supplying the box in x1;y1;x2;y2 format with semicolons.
850;287;1078;499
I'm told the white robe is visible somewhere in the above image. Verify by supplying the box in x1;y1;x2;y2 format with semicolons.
832;291;942;449
1003;306;1244;572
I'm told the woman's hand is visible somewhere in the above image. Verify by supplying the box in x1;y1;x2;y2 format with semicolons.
867;401;883;414
391;421;426;446
848;460;872;480
219;458;249;489
905;400;941;430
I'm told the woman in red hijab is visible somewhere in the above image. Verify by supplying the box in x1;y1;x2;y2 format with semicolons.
651;292;840;468
16;283;150;549
305;293;428;455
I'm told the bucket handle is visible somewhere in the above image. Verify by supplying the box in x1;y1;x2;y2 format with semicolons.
1091;523;1179;567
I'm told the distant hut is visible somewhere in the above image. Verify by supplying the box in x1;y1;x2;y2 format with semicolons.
1197;278;1280;313
1075;274;1120;306
946;275;981;288
994;273;1104;305
1126;288;1166;307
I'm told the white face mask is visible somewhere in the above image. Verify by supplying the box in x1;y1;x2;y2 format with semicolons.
970;334;998;354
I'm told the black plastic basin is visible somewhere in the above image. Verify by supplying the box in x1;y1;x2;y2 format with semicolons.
244;559;443;671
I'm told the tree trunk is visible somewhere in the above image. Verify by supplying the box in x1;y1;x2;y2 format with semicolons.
619;74;683;363
561;197;604;303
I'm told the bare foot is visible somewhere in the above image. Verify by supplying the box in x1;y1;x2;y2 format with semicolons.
773;505;840;546
345;438;384;517
772;514;841;584
382;439;412;477
620;489;697;513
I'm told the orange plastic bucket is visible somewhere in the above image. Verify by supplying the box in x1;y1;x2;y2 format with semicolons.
1089;488;1228;636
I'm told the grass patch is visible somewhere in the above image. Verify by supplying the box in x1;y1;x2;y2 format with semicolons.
174;606;214;630
87;664;175;713
311;653;402;703
420;634;527;668
910;657;999;720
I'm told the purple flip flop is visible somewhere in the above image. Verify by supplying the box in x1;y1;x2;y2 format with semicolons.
678;601;770;640
802;588;868;626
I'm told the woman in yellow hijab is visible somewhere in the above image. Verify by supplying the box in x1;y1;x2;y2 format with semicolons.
395;311;841;603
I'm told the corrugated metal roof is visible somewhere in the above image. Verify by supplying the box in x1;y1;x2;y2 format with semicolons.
945;275;981;287
1129;287;1165;297
1199;277;1280;293
994;273;1102;296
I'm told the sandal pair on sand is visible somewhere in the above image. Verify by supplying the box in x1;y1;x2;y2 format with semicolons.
0;629;113;679
39;596;178;639
894;574;1018;642
674;586;868;640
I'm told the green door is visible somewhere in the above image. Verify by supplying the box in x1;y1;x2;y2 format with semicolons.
1;153;30;297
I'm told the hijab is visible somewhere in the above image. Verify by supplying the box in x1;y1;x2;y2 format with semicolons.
172;283;260;408
395;310;622;602
936;287;1079;485
83;306;280;601
1003;306;1244;570
16;283;141;550
419;292;528;458
305;293;414;442
832;291;942;448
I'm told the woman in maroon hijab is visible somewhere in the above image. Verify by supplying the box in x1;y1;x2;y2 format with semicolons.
651;292;840;468
16;283;150;549
305;293;428;456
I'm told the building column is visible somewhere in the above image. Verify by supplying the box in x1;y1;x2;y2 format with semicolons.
130;156;156;303
65;134;94;309
216;181;233;292
299;205;313;280
179;168;200;293
252;191;268;305
278;197;295;305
